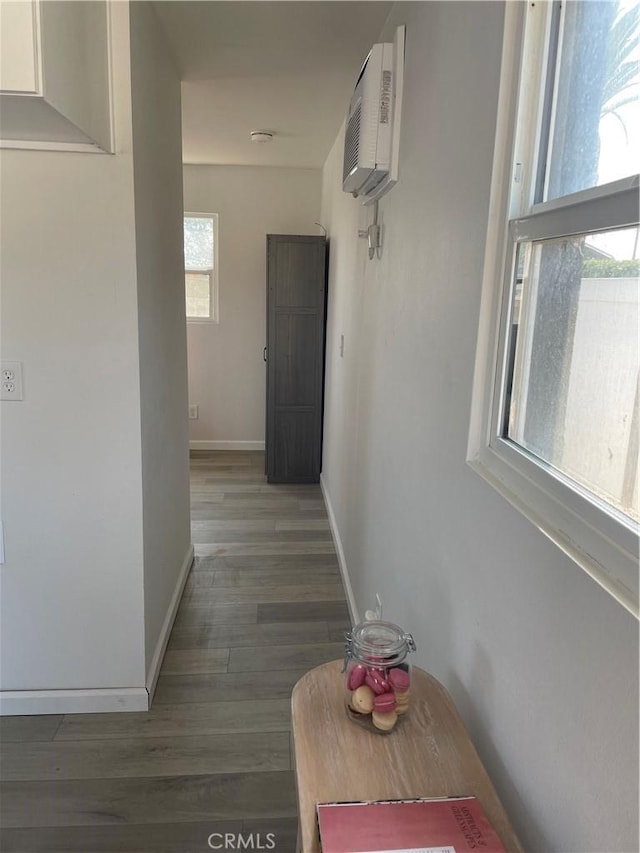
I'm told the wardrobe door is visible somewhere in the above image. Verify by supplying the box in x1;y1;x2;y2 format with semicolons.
266;235;327;483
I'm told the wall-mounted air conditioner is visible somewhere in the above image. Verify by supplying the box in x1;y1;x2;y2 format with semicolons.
342;25;405;204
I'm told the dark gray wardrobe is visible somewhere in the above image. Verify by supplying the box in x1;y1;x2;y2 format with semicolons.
265;234;328;483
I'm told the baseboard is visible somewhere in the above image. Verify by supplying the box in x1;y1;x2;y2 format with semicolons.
145;544;194;704
320;473;359;626
0;688;148;716
0;547;195;717
190;440;265;451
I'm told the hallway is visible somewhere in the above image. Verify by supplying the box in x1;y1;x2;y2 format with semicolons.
0;451;349;852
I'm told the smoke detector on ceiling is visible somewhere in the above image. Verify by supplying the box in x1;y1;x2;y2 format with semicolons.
250;131;273;144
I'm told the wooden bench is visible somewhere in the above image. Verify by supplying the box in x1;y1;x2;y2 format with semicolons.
291;660;524;852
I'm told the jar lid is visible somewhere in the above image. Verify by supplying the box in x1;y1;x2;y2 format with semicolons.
350;619;415;657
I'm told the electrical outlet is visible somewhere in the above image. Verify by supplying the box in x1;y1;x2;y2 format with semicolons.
1;362;23;401
188;404;199;420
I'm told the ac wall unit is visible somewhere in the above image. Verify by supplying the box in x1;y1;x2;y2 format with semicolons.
342;25;405;204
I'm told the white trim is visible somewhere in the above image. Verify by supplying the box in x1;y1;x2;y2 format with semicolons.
467;0;524;464
103;0;115;155
32;0;42;95
190;440;265;451
145;545;194;703
0;139;108;153
529;174;640;217
0;688;148;716
320;473;359;626
512;185;640;242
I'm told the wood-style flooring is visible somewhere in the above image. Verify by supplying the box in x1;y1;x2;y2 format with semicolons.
0;451;350;852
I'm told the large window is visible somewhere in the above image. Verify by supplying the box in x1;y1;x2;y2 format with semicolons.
469;0;639;615
184;213;218;322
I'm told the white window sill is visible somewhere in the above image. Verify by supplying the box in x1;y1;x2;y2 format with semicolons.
467;442;639;618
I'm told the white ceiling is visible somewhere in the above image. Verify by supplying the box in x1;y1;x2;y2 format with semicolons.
152;1;393;168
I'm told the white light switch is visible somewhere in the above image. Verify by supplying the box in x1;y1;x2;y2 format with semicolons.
1;362;23;400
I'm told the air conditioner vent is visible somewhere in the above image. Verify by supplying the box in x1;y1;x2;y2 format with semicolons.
343;100;362;182
341;25;405;204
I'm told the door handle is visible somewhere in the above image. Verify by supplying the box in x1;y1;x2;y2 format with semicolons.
263;347;267;362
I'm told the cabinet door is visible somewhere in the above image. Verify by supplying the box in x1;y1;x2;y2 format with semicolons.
266;235;327;483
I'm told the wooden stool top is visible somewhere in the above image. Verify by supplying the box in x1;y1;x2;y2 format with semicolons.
291;660;523;853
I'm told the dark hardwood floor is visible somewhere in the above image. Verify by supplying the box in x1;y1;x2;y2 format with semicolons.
0;450;349;852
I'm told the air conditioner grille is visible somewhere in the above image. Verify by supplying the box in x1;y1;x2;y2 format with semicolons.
342;101;362;182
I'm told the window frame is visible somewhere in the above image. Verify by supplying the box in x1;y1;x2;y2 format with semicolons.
468;1;639;617
184;212;219;324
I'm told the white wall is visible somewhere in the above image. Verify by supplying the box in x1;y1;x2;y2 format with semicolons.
0;0;190;713
320;4;639;852
0;2;146;697
129;2;191;685
183;165;321;447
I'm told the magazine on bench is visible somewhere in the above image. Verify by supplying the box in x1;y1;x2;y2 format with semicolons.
316;796;507;853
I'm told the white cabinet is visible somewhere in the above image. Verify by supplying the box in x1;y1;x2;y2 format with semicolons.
0;0;112;152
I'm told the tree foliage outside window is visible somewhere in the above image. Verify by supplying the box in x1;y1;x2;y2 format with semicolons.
184;216;214;271
583;258;640;277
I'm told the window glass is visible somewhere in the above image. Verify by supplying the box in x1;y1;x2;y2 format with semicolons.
506;226;639;522
184;216;214;270
185;272;211;319
543;0;640;201
470;0;639;613
184;214;217;321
